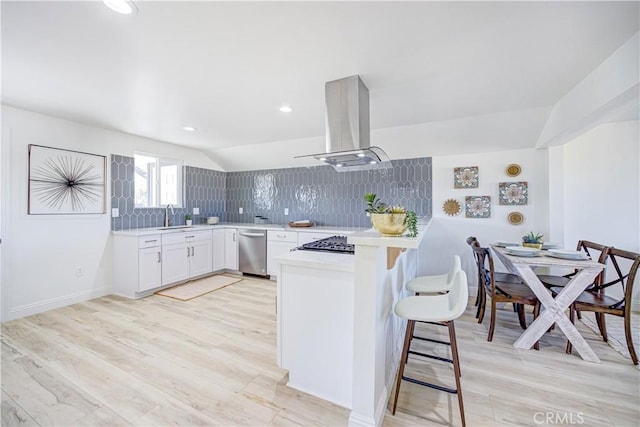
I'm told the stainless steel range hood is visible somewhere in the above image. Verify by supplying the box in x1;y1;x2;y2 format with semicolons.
296;75;391;171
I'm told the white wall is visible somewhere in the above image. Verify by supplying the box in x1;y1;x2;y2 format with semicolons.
556;120;640;308
0;106;221;321
419;148;550;290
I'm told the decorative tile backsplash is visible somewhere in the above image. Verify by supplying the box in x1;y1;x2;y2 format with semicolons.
111;155;432;230
226;158;432;227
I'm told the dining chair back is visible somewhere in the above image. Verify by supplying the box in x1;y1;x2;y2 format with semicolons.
565;247;640;364
471;244;540;347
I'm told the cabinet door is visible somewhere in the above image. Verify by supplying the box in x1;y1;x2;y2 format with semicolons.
139;247;162;292
225;228;239;270
161;243;190;285
212;229;225;272
190;239;213;278
267;241;297;276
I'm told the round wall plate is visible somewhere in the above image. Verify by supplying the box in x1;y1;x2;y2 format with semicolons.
508;211;524;225
506;163;521;177
443;199;462;216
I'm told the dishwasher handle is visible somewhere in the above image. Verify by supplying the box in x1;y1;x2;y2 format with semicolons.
239;232;265;237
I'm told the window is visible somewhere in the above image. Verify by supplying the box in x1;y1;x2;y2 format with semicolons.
134;153;183;208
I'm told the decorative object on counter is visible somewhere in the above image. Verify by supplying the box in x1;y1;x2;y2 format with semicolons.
405;211;418;238
454;166;479;189
499;181;528;205
206;216;219;224
254;215;269;224
185;214;192;226
505;163;522;177
288;219;314;228
522;231;544;249
364;193;417;236
442;198;462;216
28;144;106;215
507;211;525;225
465;196;491;218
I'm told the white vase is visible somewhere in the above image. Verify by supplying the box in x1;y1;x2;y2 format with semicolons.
186;220;192;226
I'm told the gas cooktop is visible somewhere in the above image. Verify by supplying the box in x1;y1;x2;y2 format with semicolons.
296;235;355;254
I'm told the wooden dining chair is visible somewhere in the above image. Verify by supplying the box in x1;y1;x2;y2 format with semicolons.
466;236;521;320
562;247;640;365
471;244;541;349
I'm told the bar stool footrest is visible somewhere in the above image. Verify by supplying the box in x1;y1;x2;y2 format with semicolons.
402;375;458;394
408;350;453;364
412;335;451;346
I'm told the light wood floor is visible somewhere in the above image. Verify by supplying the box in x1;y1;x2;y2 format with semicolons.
2;276;639;426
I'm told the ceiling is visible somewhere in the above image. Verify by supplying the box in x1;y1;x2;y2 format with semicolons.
2;1;639;165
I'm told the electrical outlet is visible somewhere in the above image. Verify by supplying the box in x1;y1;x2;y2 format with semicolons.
239;207;243;214
284;208;289;216
193;207;200;215
75;267;84;277
111;208;119;218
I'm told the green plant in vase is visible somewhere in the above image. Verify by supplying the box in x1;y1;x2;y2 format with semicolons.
522;231;543;249
364;193;418;237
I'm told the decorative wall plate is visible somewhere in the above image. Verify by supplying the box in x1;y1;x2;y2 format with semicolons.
506;163;521;177
499;181;528;205
508;211;524;225
454;166;479;189
442;199;462;216
465;196;491;218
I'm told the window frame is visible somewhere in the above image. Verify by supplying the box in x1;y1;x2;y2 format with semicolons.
133;152;184;208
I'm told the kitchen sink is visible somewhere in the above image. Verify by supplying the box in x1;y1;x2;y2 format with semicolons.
157;225;193;230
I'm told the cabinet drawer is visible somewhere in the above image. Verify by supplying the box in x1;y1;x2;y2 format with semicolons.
139;235;161;248
162;230;212;246
268;230;298;243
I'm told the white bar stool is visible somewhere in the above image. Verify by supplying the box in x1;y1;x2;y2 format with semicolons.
406;255;461;294
392;269;469;426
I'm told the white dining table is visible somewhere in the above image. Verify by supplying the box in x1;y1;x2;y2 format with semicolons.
491;246;605;363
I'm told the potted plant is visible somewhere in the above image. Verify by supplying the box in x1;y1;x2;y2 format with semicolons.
185;214;192;226
522;231;543;249
364;193;418;237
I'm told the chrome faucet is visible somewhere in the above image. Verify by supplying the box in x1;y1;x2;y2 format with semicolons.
164;204;175;227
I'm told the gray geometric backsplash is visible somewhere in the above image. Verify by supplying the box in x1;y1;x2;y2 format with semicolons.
111;155;431;230
226;157;432;227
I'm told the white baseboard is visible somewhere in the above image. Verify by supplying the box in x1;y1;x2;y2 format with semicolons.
3;287;111;322
348;411;377;427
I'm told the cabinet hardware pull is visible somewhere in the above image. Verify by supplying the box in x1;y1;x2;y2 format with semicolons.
233;232;236;242
191;246;194;256
157;252;161;262
186;247;190;257
185;235;195;239
145;239;157;243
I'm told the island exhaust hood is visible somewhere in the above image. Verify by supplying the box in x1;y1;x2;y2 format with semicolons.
296;75;391;171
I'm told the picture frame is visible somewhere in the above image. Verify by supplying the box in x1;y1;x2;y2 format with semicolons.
454;166;479;189
28;144;106;215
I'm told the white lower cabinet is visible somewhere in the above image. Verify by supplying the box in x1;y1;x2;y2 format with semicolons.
162;230;213;286
225;228;239;270
267;231;298;276
138;246;162;292
212;228;226;272
113;234;163;298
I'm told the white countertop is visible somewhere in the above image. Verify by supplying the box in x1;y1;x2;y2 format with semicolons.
347;221;430;249
275;249;355;273
112;223;367;237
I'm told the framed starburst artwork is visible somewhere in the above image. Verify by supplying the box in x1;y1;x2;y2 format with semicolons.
28;145;106;215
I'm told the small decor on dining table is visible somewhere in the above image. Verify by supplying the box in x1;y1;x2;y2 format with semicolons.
522;231;544;249
364;192;418;237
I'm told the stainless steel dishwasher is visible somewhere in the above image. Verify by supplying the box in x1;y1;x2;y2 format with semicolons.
238;229;267;276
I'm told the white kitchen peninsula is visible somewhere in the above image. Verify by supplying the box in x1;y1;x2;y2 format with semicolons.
276;223;428;427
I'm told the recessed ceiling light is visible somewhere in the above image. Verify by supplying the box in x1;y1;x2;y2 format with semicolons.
357;153;366;158
102;0;137;15
279;105;293;113
336;163;343;168
319;157;327;161
183;126;196;132
370;161;377;165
